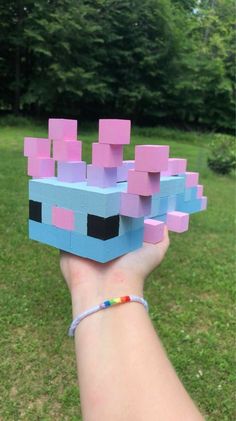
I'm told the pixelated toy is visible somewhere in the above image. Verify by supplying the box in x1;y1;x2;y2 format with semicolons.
24;119;207;263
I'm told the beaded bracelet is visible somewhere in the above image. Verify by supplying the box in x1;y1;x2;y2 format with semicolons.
68;295;148;337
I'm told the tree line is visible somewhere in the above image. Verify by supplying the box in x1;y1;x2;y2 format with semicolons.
0;0;234;131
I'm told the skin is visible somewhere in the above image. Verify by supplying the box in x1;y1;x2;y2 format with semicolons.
60;227;204;421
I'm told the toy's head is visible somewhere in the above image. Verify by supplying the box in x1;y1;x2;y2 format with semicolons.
24;119;207;263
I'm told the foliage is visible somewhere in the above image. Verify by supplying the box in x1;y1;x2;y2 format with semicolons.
208;134;236;174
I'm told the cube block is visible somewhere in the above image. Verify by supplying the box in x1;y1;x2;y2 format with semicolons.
127;170;160;196
24;137;50;158
52;206;75;230
58;161;86;182
185;172;199;188
53;140;82;162
120;192;151;217
144;219;165;244
197;185;203;198
119;216;144;235
134;145;169;172
117;160;135;182
28;158;55;178
98;119;131;145
87;165;117;188
92;143;123;168
201;196;207;210
161;158;187;176
48;119;77;141
166;211;189;233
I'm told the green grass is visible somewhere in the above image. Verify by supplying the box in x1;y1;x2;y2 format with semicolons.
0;118;235;420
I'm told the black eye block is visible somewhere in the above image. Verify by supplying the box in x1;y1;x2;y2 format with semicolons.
87;214;119;240
29;200;42;223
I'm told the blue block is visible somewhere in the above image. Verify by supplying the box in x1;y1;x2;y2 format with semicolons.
151;214;167;223
168;195;176;211
149;195;168;218
119;216;144;235
176;198;202;214
74;212;88;234
29;220;71;251
42;203;52;224
159;176;185;197
184;187;197;201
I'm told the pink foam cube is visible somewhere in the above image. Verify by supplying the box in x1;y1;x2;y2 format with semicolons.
166;211;189;233
87;165;117;188
98;119;131;144
27;158;55;178
24;137;51;158
201;196;208;210
48;119;77;141
161;158;187;176
127;169;160;196
52;206;75;230
92;143;123;168
53;140;82;162
185;172;199;188
117;160;135;182
58;161;86;182
120;192;151;218
197;184;204;198
134;145;169;173
144;219;165;244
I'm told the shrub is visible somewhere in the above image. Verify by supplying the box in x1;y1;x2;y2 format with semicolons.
207;135;236;175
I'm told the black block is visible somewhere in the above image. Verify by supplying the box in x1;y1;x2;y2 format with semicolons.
87;214;119;240
29;200;42;223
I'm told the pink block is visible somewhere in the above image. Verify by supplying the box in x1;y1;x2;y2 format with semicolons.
53;140;82;162
134;145;169;173
197;184;203;198
92;143;123;168
120;192;151;217
166;211;189;233
185;172;199;188
98;119;131;144
52;207;75;230
58;161;86;182
48;119;77;141
144;219;165;244
201;196;208;210
161;158;187;176
87;165;117;188
127;169;160;196
117;160;135;182
24;137;51;158
27;158;55;178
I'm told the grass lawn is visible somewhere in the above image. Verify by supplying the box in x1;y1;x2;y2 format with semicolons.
0;117;235;420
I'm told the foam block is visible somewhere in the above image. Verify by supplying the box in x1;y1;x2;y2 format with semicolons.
92;143;123;168
161;158;187;176
87;214;119;240
160;176;185;197
185;172;199;188
120;192;151;217
58;161;86;182
28;158;55;178
201;196;207;210
166;211;189;233
53;140;82;162
197;185;203;198
48;119;77;141
98;119;131;145
176;197;202;214
87;165;117;188
117;161;135;182
42;203;52;224
144;219;165;244
29;220;71;251
52;206;75;230
168;195;176;211
24;138;51;158
184;186;197;201
134;145;169;172
127;170;160;196
119;216;144;235
74;212;88;234
29;200;42;222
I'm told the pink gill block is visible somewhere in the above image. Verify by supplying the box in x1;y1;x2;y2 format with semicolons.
134;145;169;172
48;119;77;141
161;158;187;176
98;119;131;144
87;165;117;188
27;157;55;178
58;161;86;182
144;219;165;244
52;206;75;230
197;184;203;198
166;211;189;233
53;140;82;162
117;160;135;182
127;169;160;196
92;143;123;168
120;192;151;217
185;172;199;188
201;196;208;210
24;137;51;158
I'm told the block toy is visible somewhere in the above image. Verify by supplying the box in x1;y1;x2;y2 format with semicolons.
24;118;207;263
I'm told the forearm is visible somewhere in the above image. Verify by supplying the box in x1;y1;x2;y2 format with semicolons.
71;275;204;421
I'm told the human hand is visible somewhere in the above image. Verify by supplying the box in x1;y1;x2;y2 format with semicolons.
60;227;169;315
